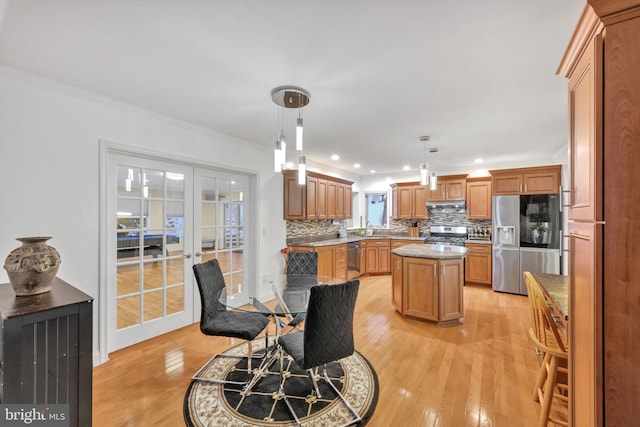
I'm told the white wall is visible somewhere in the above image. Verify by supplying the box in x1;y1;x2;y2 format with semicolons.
0;66;287;360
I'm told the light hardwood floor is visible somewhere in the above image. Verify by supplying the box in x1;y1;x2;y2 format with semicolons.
93;276;564;426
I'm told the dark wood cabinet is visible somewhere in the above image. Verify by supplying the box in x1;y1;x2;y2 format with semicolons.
466;177;492;220
558;2;640;425
283;170;353;220
390;182;428;219
0;278;93;427
491;166;561;195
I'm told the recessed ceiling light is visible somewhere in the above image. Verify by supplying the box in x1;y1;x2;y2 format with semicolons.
474;158;484;164
330;154;340;160
402;165;410;171
370;170;376;174
353;163;361;168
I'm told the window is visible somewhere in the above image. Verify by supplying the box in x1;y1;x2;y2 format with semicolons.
365;192;388;227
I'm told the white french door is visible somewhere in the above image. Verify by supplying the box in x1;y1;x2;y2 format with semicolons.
106;152;251;352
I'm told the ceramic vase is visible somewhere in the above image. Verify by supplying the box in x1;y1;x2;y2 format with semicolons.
3;236;61;296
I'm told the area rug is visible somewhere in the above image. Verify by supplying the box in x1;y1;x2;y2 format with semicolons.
184;337;379;426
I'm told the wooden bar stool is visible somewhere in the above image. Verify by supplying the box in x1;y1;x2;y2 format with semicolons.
523;272;569;427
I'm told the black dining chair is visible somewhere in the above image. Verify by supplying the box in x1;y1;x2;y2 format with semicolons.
277;279;361;426
191;259;270;385
273;251;320;332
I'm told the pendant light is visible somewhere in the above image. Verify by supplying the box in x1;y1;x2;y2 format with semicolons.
272;86;310;182
430;171;438;191
419;136;430;186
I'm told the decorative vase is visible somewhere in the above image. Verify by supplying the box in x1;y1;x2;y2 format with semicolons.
3;236;61;296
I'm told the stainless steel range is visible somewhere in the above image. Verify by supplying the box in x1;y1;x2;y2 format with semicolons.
424;225;467;247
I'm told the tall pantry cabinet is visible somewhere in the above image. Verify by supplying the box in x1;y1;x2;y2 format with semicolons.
558;1;640;425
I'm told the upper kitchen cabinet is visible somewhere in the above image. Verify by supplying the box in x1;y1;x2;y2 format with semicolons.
390;182;428;220
283;170;353;220
490;165;561;195
466;177;492;220
427;175;467;201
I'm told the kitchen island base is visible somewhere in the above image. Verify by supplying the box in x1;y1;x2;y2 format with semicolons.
391;244;466;326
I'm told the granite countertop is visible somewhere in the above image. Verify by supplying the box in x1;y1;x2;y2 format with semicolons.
290;235;426;247
534;273;568;321
391;244;468;259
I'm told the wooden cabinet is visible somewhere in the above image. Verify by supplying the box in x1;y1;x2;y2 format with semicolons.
283;170;353;220
466;177;492;220
0;278;93;427
290;244;346;280
361;239;391;274
392;255;464;326
390;182;428;219
557;3;640;425
464;243;492;285
490;166;561;195
391;253;403;311
428;175;467;201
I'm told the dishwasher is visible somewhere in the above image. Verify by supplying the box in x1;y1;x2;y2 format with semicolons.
347;241;360;279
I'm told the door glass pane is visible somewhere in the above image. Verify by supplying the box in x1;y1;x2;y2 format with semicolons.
117;262;139;296
118;166;142;197
166;285;184;315
144;290;164;322
117;295;140;329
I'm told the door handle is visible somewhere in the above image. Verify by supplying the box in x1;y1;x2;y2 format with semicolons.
184;253;192;259
195;252;202;257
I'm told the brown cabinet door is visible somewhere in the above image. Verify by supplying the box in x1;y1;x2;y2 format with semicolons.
445;179;466;200
523;170;559;194
428;182;446;201
413;185;429;219
306;176;319;220
466;179;492;219
316;178;328;219
378;246;391;273
396;186;413;219
315;246;335;278
336;183;345;219
568;222;602;427
391;253;403;311
439;259;464;322
569;35;603;222
326;180;338;219
464;245;492;285
364;246;379;274
283;172;306;219
403;257;438;321
344;185;352;219
492;173;522;195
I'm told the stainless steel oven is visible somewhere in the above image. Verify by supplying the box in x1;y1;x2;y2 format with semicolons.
424;225;467;247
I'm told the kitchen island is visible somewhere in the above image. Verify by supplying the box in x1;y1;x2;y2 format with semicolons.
391;244;467;326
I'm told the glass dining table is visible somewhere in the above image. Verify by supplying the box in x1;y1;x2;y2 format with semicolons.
218;274;342;391
219;274;341;317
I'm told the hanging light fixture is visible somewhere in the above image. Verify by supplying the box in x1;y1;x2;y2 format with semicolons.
430;171;438;191
419;136;430;186
272;85;310;181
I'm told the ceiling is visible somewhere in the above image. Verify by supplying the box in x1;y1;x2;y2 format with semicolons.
0;0;584;177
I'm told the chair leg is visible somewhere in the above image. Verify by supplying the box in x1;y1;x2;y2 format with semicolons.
533;352;551;402
278;349;302;427
538;355;558;427
192;338;267;385
308;368;322;398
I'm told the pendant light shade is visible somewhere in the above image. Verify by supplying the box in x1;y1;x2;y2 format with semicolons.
296;117;303;151
430;171;438;191
272;85;311;183
298;156;306;185
419;163;429;186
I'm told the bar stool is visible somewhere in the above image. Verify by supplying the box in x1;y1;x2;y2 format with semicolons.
523;272;569;427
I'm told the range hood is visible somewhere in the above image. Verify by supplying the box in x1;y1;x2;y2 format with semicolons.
426;200;466;211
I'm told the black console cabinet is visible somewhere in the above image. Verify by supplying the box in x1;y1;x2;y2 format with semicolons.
0;278;93;427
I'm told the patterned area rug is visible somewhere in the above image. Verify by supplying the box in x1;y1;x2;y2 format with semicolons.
184;338;378;426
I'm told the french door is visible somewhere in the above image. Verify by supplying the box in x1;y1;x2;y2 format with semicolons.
107;153;250;352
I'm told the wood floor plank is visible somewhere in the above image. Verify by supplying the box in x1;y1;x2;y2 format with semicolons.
93;276;564;426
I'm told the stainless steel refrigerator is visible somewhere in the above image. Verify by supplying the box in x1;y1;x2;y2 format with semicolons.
492;194;561;295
